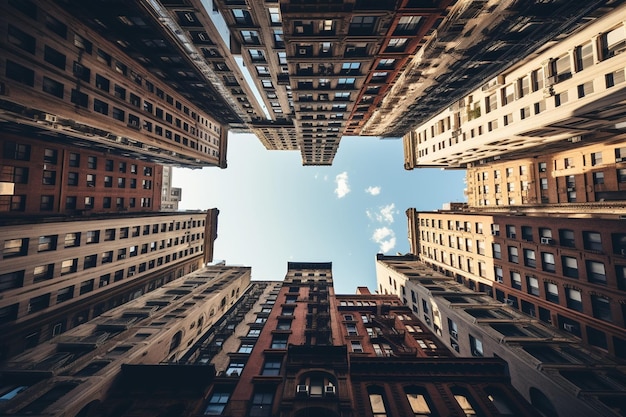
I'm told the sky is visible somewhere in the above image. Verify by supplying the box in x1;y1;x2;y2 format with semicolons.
174;133;466;294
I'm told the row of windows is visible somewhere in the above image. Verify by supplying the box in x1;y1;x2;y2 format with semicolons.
1;221;205;259
1;243;203;294
420;22;626;142
0;248;201;326
0;194;152;213
6;4;221;133
505;269;622;325
5;60;218;157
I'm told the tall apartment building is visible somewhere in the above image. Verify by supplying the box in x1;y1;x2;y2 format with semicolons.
406;207;626;358
0;210;218;360
0;1;229;169
402;2;626;169
0;264;252;417
160;166;182;212
376;254;626;417
1;135;163;215
466;140;626;208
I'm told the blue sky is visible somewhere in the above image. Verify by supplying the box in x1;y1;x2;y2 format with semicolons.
174;133;466;294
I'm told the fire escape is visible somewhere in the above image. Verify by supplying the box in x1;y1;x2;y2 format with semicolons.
305;281;332;345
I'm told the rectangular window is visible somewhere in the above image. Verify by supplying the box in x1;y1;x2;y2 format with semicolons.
261;359;282;376
586;260;606;284
270;335;288;349
6;60;35;86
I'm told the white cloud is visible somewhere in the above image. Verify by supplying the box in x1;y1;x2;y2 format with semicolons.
365;186;381;196
334;171;350;198
366;203;396;223
372;227;396;253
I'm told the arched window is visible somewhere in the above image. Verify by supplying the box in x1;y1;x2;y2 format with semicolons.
484;386;515;416
404;386;436;417
367;386;389;417
169;330;183;353
529;387;557;417
450;386;482;417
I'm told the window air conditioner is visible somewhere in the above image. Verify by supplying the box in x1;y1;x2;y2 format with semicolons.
563;323;576;332
450;330;458;339
325;385;336;396
540;237;554;245
504;298;514;306
296;385;309;396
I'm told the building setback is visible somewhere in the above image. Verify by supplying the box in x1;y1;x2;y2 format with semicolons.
376;254;626;417
0;210;218;360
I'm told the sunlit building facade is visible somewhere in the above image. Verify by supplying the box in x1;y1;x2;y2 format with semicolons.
377;254;626;417
0;210;218;359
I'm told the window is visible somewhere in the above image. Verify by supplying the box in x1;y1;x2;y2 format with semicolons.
559;229;575;247
586;260;606;284
508;246;519;263
238;343;254;354
276;320;291;330
3;238;29;258
40;195;54;211
583;231;603;252
351;341;363;353
542;252;556;272
33;264;54;282
602;25;626;58
524;249;536;268
261;359;282;376
511;271;522;289
225;361;244;377
545;282;559;303
591;295;612;322
346;323;358;336
250;390;274;417
28;293;51;314
247;329;260;338
527;276;540;296
566;288;583;312
204;389;230;415
270;335;288;349
85;230;100;244
59;258;78;276
405;387;434;417
5;60;34;86
469;335;483;356
368;389;389;417
492;243;501;259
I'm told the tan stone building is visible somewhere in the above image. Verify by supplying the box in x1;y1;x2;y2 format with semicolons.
403;3;626;169
0;264;252;416
466;141;626;208
0;210;218;359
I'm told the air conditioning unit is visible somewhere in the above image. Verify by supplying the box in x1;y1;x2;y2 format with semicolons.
563;323;576;332
296;385;309;396
45;114;58;123
540;237;554;245
451;342;459;351
450;330;458;339
496;277;504;283
567;187;575;192
325;385;336;396
616;158;624;163
504;298;514;306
